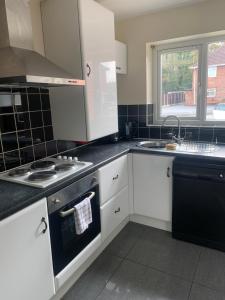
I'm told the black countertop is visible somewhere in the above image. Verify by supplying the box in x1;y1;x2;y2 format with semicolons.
2;139;225;221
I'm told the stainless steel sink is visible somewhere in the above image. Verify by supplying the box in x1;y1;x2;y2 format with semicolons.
137;140;169;149
138;140;219;153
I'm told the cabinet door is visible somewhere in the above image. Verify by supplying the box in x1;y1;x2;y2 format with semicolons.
133;154;174;222
115;40;127;74
0;199;55;300
101;186;129;241
79;0;118;140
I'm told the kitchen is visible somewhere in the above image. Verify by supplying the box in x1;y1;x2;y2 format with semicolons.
0;0;225;299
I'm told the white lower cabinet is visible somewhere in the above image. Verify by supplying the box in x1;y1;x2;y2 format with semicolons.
133;153;174;222
98;155;128;205
101;186;129;241
0;199;55;300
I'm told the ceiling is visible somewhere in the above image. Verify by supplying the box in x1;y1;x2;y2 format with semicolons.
96;0;209;20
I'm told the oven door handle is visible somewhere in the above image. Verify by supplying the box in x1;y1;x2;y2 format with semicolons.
59;192;96;218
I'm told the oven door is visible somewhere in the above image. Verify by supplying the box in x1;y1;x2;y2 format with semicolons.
49;185;101;276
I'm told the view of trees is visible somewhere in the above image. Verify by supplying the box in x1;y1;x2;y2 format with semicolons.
161;49;198;93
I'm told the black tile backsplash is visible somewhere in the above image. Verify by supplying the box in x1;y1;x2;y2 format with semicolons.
118;104;153;139
214;128;225;143
34;143;47;160
0;88;78;172
0;114;16;133
46;140;58;156
28;93;42;111
20;146;34;164
44;126;54;141
128;105;139;116
32;127;45;144
41;94;50;110
2;133;18;152
43;110;52;126
118;104;225;142
15;112;30;130
4;150;21;170
17;130;32;148
30;111;43;128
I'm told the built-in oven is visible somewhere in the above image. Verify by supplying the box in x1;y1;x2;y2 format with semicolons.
47;172;101;276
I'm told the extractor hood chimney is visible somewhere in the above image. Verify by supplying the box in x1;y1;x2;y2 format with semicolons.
0;0;85;87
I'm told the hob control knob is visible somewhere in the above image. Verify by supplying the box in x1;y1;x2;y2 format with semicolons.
63;156;68;160
57;155;62;160
73;157;78;162
68;157;73;161
219;173;224;178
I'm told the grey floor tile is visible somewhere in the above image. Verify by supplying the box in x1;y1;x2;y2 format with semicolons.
127;226;202;280
104;222;146;258
189;283;225;300
97;260;191;300
194;248;225;292
62;252;122;300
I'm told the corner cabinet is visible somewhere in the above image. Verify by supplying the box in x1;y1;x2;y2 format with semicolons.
0;199;55;300
115;40;127;74
133;154;174;223
42;0;118;141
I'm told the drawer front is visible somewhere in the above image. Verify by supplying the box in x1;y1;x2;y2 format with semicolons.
101;186;129;241
98;155;128;205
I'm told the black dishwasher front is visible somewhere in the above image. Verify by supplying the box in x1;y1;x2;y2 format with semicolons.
172;158;225;252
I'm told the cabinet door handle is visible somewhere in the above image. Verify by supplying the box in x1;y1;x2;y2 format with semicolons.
116;66;121;70
86;64;91;77
114;207;120;214
41;217;48;234
113;174;119;180
167;167;171;178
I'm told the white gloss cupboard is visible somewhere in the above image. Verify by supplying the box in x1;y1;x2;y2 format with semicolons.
42;0;118;141
133;154;174;222
0;199;55;300
115;40;127;74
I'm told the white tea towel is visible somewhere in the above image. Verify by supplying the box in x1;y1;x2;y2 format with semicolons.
74;197;93;235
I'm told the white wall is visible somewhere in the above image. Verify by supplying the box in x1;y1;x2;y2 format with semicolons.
116;0;225;104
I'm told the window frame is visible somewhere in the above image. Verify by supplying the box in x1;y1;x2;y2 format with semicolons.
150;34;225;126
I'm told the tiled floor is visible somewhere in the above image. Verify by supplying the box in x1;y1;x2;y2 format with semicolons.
62;222;225;300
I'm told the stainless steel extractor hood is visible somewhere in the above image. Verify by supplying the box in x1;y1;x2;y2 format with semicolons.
0;0;85;87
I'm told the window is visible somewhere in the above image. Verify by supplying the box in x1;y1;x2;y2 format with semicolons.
208;66;217;77
159;47;199;119
151;36;225;125
207;88;216;98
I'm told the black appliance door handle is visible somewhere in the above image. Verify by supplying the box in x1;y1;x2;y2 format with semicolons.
41;217;48;234
87;64;91;77
167;167;171;178
59;192;95;218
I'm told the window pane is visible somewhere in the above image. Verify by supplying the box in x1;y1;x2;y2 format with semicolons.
160;48;199;118
206;41;225;121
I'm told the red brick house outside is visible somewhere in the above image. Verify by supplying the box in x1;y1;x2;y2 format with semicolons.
188;44;225;105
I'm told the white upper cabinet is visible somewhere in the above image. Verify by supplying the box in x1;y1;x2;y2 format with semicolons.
0;199;55;300
133;154;174;223
115;40;127;74
42;0;118;141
